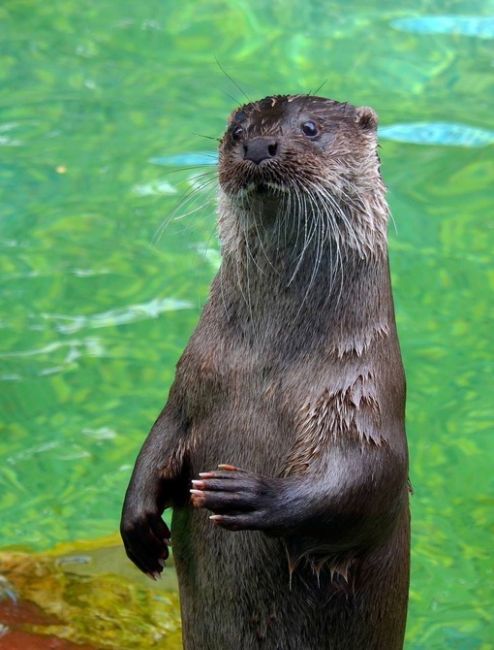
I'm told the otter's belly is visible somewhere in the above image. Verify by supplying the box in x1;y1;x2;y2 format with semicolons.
172;505;409;650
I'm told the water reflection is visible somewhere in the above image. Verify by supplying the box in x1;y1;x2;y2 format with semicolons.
392;15;494;39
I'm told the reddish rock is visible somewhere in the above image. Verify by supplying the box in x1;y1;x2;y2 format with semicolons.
0;630;96;650
0;598;60;627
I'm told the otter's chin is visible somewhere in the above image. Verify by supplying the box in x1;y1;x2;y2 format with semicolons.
223;180;287;204
248;180;287;197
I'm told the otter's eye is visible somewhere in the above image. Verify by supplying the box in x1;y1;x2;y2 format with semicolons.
301;121;318;137
231;126;244;141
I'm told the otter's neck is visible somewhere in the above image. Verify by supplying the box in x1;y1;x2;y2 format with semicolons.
215;234;394;360
218;174;389;261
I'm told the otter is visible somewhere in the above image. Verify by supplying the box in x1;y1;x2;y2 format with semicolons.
121;95;410;650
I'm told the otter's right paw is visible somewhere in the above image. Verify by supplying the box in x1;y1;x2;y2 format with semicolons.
120;511;171;580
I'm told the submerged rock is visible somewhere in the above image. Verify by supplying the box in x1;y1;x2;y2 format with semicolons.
0;544;182;650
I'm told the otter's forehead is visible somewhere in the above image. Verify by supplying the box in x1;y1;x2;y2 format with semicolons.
229;95;357;127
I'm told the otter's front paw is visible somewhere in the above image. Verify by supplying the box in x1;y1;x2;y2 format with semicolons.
120;509;171;580
190;464;276;531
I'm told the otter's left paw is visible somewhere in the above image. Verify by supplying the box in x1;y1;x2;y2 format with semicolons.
190;464;276;531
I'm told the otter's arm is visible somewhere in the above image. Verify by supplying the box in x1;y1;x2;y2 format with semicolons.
120;384;188;578
190;438;407;555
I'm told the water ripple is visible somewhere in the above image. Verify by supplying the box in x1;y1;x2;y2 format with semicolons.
0;338;105;360
41;297;194;334
132;180;178;196
0;122;22;146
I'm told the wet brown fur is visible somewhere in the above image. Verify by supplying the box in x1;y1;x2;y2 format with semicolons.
121;95;410;649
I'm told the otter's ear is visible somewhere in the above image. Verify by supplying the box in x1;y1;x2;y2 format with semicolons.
355;106;378;132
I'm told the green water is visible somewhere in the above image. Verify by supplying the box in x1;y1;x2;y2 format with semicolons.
1;0;493;647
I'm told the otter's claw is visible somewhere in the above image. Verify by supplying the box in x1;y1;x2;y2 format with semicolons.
190;465;277;531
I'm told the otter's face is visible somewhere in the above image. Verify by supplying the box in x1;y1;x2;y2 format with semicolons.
218;95;379;200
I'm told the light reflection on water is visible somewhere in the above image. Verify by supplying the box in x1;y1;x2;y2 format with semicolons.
0;0;493;648
392;15;494;39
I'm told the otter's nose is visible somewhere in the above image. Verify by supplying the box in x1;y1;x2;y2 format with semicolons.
243;137;278;164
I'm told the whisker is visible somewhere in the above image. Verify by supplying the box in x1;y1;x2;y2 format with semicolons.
149;164;218;175
153;175;218;242
311;79;328;97
215;57;250;103
295;193;324;316
191;132;221;142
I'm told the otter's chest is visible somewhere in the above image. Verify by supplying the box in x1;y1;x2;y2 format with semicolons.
177;333;303;471
180;333;285;418
178;328;383;474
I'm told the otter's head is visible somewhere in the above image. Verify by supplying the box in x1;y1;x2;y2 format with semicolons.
218;95;388;259
219;95;380;197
